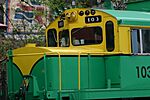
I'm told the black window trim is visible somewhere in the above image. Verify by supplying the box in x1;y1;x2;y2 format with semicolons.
105;21;115;52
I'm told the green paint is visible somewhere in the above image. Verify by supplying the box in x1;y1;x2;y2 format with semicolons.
88;56;105;89
31;76;40;97
7;64;23;99
7;54;150;99
105;56;120;88
7;50;23;99
98;9;150;26
44;54;48;91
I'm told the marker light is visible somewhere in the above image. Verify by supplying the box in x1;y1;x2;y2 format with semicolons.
91;9;96;15
85;10;90;15
79;11;84;16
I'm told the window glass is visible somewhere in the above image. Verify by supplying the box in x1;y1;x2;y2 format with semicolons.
71;27;102;46
131;29;150;54
106;21;114;52
47;29;57;47
131;29;140;53
142;29;150;53
59;30;69;47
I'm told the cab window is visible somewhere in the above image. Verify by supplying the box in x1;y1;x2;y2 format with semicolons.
131;29;150;54
59;30;69;47
106;21;115;52
47;29;57;47
71;27;102;46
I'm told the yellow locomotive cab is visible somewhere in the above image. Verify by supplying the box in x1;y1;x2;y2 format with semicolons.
46;8;121;53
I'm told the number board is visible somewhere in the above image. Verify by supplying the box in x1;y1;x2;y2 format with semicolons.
58;20;64;28
136;66;150;78
85;16;101;23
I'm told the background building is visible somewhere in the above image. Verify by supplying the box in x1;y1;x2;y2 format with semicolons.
0;0;5;24
6;0;49;33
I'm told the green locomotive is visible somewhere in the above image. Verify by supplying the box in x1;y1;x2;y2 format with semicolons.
7;8;150;100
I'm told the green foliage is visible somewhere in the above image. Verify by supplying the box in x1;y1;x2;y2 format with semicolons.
0;36;17;60
26;34;45;46
0;34;45;60
42;0;66;10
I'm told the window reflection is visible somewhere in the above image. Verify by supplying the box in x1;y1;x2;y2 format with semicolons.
71;27;102;46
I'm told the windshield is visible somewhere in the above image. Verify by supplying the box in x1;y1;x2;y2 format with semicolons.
71;27;102;46
47;29;57;47
59;30;69;47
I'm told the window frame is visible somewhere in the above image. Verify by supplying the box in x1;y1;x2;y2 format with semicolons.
131;28;150;54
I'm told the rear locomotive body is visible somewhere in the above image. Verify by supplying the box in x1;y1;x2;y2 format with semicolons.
7;8;150;100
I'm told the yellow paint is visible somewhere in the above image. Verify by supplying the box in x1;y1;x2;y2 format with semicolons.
25;43;36;47
118;26;131;53
46;8;120;53
13;46;125;75
13;47;51;75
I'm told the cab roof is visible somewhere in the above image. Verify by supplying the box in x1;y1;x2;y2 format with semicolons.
97;9;150;26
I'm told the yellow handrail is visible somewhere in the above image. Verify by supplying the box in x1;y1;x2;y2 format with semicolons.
12;51;128;57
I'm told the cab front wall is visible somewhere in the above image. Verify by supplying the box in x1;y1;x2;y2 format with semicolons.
46;9;119;52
